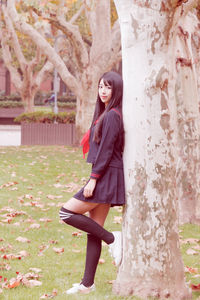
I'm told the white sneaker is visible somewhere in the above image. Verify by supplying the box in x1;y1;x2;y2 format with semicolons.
66;283;95;294
109;231;122;266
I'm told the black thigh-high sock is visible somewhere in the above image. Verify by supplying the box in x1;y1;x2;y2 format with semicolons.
81;234;101;287
59;207;114;244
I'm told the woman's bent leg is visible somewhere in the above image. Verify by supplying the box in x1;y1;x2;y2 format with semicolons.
59;199;114;244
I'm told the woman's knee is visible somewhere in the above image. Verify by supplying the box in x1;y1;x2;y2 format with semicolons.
59;206;75;223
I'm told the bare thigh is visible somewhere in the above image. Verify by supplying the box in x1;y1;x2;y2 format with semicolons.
63;197;101;214
63;197;110;226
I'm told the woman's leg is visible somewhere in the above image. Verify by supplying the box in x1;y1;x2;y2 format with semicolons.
81;204;110;287
59;198;114;244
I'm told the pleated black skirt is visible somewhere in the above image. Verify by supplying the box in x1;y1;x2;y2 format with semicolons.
74;166;125;206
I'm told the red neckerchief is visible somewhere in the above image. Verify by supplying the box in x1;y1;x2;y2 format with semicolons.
80;119;98;159
80;129;90;159
80;108;121;158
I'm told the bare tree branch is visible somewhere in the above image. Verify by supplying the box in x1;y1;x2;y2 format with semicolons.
31;5;89;71
0;30;22;90
2;5;27;72
29;47;42;70
34;60;54;92
7;0;80;97
55;14;89;69
85;0;112;64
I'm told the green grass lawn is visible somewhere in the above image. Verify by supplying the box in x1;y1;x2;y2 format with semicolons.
0;146;199;300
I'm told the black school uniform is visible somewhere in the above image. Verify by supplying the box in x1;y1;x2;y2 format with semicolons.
74;108;125;206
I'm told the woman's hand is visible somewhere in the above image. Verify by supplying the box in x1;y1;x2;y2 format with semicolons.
83;179;97;198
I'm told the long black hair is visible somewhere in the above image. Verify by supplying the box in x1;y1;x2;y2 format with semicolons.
91;71;123;143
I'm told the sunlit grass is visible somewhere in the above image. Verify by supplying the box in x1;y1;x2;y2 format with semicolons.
0;146;199;300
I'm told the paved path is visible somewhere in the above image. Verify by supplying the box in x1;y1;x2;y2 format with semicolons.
0;125;21;146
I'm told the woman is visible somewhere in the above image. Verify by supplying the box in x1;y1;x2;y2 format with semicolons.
59;71;125;295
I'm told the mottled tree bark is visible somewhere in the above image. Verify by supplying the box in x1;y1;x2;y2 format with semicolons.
113;0;192;299
174;11;200;224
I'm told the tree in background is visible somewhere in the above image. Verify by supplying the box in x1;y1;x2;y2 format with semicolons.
0;2;54;112
112;0;198;298
6;0;121;136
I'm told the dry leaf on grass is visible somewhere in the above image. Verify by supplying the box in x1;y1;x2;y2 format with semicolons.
1;272;42;290
18;250;30;258
1;218;13;224
107;280;115;284
53;247;64;254
180;238;200;245
185;266;198;274
0;244;12;253
29;268;42;273
186;248;198;255
98;258;105;264
47;195;63;200
2;254;21;260
38;244;49;256
63;182;80;193
49;240;58;244
40;289;58;299
6;278;20;289
39;218;52;223
72;249;81;253
0;262;11;271
29;223;41;229
0;181;18;189
113;216;122;224
24;279;42;288
16;236;31;243
72;231;82;237
53;183;63;188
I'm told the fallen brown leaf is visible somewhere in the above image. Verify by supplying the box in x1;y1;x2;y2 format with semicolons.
16;237;31;243
39;218;52;223
185;266;198;274
186;248;198;255
29;268;42;273
99;258;105;264
113;216;122;224
29;223;41;229
18;250;30;257
53;247;64;254
72;231;82;237
40;289;58;299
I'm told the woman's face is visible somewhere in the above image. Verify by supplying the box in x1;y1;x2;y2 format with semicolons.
98;79;112;107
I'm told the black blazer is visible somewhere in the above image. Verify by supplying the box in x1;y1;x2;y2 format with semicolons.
87;108;124;179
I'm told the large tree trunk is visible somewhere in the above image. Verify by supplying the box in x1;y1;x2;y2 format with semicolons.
113;1;191;299
175;12;200;224
22;95;35;113
76;68;103;138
